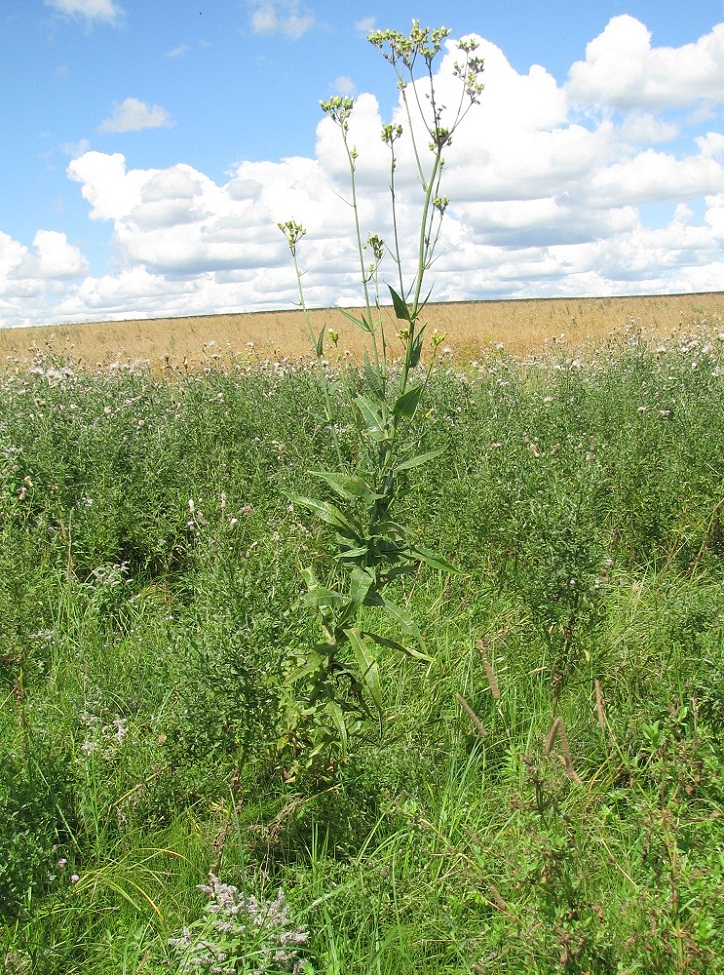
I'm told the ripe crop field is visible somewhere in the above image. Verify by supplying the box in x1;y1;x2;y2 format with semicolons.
1;291;722;373
2;305;724;973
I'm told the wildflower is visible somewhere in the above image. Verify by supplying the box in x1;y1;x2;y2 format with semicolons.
169;875;307;973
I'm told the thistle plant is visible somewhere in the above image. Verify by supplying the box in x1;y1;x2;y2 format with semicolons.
277;21;484;778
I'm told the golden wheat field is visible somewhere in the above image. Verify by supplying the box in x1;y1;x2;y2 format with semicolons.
1;292;722;374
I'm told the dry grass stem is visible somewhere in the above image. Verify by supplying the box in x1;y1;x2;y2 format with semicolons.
456;693;488;738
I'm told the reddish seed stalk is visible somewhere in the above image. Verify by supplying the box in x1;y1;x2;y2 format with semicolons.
456;693;488;738
477;639;501;700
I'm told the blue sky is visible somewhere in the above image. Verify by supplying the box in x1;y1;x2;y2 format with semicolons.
1;0;723;327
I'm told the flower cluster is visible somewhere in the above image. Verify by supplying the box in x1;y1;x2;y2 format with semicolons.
168;874;308;974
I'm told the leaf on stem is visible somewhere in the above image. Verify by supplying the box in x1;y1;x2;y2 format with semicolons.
363;349;386;402
410;546;458;573
365;627;432;664
389;285;413;323
293;496;361;537
344;627;383;719
350;566;375;608
301;585;347;610
393;446;445;473
379;593;430;659
338;307;376;334
315;325;325;357
355;394;389;442
408;328;426;369
325;699;349;755
286;650;325;684
311;470;383;502
393;383;424;421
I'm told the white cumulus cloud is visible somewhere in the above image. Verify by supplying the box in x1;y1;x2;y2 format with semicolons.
1;230;88;283
30;230;90;279
44;0;122;25
567;15;724;109
98;98;173;134
249;0;314;38
67;152;293;275
355;17;376;33
68;151;155;220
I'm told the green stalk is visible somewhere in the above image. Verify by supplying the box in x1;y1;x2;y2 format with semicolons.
387;138;405;297
341;130;383;376
284;225;344;467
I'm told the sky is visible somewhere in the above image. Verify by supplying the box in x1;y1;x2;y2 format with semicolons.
1;0;723;329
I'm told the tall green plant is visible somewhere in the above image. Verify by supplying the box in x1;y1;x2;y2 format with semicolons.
277;21;484;778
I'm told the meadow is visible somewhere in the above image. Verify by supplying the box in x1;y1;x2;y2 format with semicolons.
2;300;724;973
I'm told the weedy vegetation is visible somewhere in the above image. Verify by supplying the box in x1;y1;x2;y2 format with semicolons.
2;19;724;975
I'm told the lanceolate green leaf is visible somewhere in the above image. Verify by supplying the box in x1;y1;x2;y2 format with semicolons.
393;383;424;421
336;545;370;561
325;700;349;755
350;566;375;608
408;328;426;369
315;325;325;357
287;651;325;684
355;394;389;442
410;546;459;574
393;446;445;473
344;627;383;719
337;306;375;333
365;630;433;663
379;594;429;657
388;285;412;323
311;470;382;502
301;585;347;610
293;496;360;536
363;348;386;402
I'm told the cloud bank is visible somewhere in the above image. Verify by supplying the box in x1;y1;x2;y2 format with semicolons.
2;15;723;328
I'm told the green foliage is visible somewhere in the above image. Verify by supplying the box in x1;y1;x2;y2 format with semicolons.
0;744;64;919
2;327;724;970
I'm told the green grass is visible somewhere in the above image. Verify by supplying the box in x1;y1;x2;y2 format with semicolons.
2;326;724;973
